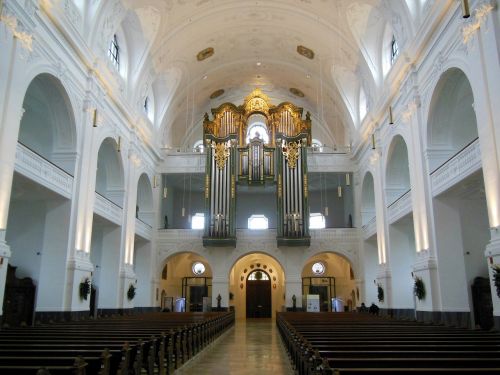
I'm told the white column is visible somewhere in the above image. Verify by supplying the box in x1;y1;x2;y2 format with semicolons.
407;92;441;313
119;143;138;310
0;33;31;316
467;6;500;327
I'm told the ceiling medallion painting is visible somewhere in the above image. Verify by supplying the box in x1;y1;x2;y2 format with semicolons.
289;88;305;97
197;47;214;61
210;89;225;99
297;45;314;60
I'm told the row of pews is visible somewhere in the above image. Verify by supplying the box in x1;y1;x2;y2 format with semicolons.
277;312;500;375
0;311;234;374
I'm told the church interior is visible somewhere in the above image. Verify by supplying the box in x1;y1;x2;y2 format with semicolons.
0;0;500;373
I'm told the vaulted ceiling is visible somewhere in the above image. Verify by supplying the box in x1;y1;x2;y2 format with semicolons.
89;0;431;149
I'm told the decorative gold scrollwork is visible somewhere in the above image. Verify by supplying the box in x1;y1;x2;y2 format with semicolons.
212;141;231;170
282;141;301;169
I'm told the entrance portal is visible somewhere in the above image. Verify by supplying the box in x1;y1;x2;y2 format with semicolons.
246;270;271;318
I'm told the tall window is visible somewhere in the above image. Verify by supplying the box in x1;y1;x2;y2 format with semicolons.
390;35;399;65
246;123;269;144
108;34;120;69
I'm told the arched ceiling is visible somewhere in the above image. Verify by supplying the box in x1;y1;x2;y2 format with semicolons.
116;0;413;148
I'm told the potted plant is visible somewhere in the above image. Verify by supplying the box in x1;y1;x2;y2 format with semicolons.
377;284;384;303
127;284;136;300
413;276;426;300
79;278;91;300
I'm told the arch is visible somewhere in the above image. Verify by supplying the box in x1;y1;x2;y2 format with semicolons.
136;173;154;226
426;68;478;172
19;73;78;175
95;137;125;207
385;135;410;205
227;251;286;279
158;251;213;279
301;251;357;312
361;171;376;226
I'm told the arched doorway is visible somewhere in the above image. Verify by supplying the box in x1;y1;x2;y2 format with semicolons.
246;269;271;318
229;253;285;320
159;253;212;312
302;252;356;312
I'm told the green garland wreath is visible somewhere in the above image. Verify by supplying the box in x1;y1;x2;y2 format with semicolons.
79;278;91;300
377;284;384;303
413;276;426;300
492;265;500;299
127;284;136;300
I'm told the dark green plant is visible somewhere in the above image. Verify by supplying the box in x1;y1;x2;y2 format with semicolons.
413;276;426;300
79;278;91;300
493;265;500;299
127;284;136;300
255;271;263;280
377;284;384;303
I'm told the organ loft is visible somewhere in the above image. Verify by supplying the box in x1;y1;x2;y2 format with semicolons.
202;89;312;247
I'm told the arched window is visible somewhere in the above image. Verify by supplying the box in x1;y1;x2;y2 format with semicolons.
108;34;120;70
390;35;399;65
248;214;268;230
359;86;368;122
246;123;269;144
248;270;270;280
311;139;323;152
193;140;205;153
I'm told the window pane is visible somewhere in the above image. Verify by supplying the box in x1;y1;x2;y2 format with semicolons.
248;214;268;229
191;213;204;229
309;213;325;229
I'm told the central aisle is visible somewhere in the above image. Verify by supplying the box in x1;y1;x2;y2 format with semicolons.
176;319;294;375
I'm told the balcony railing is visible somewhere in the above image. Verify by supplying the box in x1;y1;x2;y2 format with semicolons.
362;216;377;239
387;189;412;224
430;138;481;197
135;218;153;240
94;192;122;225
15;142;73;199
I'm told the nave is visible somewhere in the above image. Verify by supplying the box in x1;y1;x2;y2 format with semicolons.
177;319;294;375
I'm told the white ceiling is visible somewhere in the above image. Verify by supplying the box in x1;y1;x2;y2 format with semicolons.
94;0;427;148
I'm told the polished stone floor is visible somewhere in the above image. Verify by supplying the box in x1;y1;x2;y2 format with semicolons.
176;319;294;375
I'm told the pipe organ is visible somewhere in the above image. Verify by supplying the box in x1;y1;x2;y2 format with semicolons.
202;89;311;247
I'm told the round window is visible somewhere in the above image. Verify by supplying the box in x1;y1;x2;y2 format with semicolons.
192;262;206;275
312;262;325;275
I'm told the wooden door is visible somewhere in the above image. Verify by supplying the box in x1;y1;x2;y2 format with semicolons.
246;279;271;318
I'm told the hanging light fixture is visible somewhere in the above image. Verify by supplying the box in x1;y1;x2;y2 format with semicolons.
163;187;168;199
324;173;329;216
461;0;470;18
337;174;342;199
389;105;394;125
181;173;186;217
371;134;376;150
92;108;98;127
153;175;158;188
346;173;350;186
117;136;121;153
188;173;192;223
